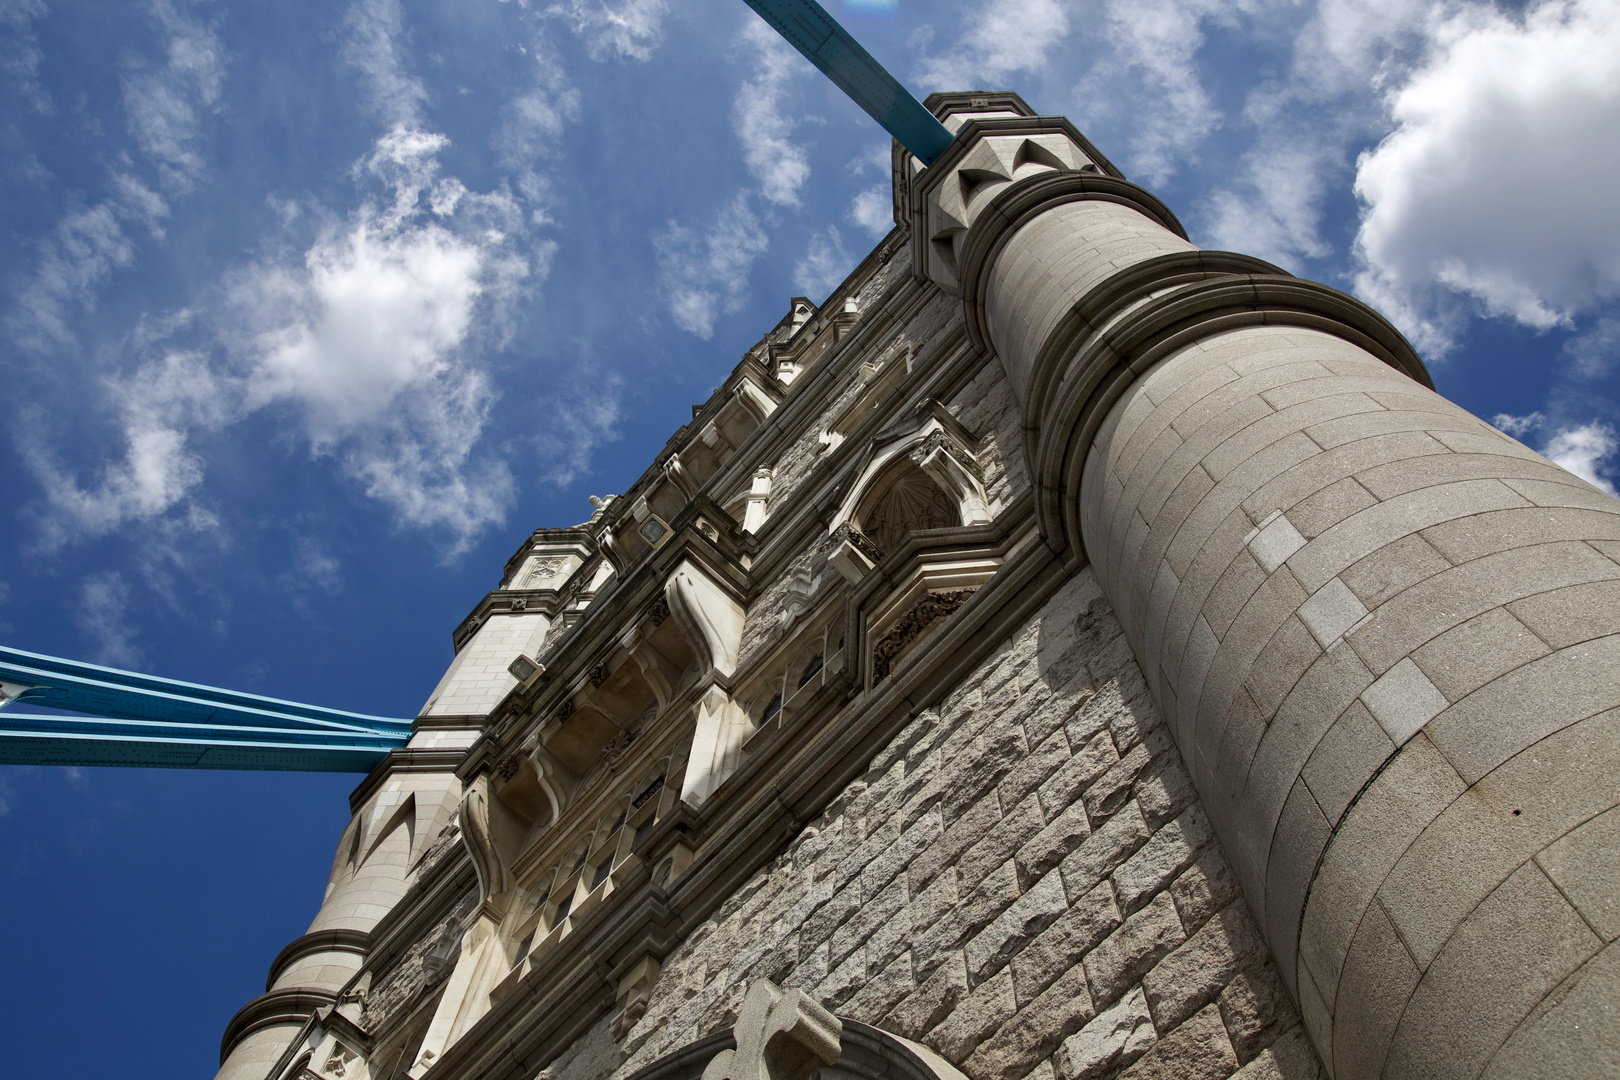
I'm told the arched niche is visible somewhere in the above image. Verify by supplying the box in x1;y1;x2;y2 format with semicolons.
827;402;992;583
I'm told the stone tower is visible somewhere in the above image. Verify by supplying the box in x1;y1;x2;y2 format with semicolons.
216;93;1620;1080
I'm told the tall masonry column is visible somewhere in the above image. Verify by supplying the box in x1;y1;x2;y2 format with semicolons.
913;93;1620;1078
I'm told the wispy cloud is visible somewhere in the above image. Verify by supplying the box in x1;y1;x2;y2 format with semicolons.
0;0;51;114
1544;421;1620;496
24;346;230;551
546;0;669;61
655;193;770;339
913;0;1069;92
121;0;226;193
733;18;813;209
342;0;428;127
793;225;856;299
74;571;142;667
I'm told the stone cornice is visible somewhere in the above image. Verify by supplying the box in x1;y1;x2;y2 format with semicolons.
265;929;372;993
955;171;1188;356
1028;265;1433;565
348;748;472;815
219;987;338;1065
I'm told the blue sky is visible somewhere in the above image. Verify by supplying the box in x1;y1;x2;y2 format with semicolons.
1;0;1617;1074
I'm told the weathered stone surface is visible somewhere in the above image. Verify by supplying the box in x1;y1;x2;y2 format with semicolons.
1168;847;1244;934
1116;1004;1238;1080
1055;987;1156;1080
1227;1025;1322;1080
966;964;1095;1080
1142;902;1268;1032
1112;805;1214;914
929;970;1017;1059
966;870;1069;983
886;952;970;1040
1059;801;1152;902
1083;892;1187;1007
1010;882;1121;1006
1218;965;1299;1065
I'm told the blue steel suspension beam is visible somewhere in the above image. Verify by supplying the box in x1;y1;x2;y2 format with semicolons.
741;0;955;165
0;645;410;772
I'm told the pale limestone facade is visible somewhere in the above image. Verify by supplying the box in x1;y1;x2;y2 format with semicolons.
215;94;1620;1080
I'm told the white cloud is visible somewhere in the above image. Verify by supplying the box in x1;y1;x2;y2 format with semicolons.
655;193;769;339
8;204;138;350
342;0;428;127
1491;411;1545;438
1543;421;1620;495
914;0;1069;91
25;348;231;550
794;225;856;299
546;0;669;61
733;18;813;209
850;186;892;238
121;0;226;192
1354;0;1620;355
281;536;344;598
1202;136;1336;270
75;571;142;668
231;127;539;553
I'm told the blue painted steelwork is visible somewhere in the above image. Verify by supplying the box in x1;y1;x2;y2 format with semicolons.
741;0;954;165
0;645;410;772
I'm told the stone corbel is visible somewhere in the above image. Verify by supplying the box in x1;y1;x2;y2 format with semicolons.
620;621;677;713
664;561;745;680
910;430;992;526
828;524;883;585
612;955;661;1039
700;421;734;464
458;775;511;921
681;684;753;807
733;378;778;424
701;980;841;1080
664;452;700;502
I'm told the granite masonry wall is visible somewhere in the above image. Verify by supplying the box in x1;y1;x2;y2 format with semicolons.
597;570;1321;1080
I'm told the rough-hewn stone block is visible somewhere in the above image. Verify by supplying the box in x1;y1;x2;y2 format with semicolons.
1142;901;1268;1032
928;969;1016;1060
1083;892;1187;1007
1055;987;1156;1080
1117;1004;1238;1080
886;951;970;1040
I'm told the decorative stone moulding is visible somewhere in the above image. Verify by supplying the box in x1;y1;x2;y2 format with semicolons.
826;400;993;585
908;112;1125;296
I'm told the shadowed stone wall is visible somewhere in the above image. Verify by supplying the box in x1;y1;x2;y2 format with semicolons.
607;572;1317;1080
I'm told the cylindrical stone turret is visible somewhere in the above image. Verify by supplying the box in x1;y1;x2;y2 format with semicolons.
914;94;1620;1078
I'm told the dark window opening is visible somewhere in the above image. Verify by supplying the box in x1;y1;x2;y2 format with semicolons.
554;893;572;924
592;858;612;889
762;694;783;723
798;655;824;688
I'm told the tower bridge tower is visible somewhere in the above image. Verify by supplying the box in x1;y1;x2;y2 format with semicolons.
202;91;1619;1080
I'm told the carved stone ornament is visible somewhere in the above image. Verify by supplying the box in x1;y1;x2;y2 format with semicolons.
700;980;842;1080
510;597;528;612
830;523;883;563
909;430;983;482
646;595;671;627
590;663;611;688
493;753;523;780
872;591;975;684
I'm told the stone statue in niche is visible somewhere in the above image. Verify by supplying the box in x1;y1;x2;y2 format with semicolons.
701;980;842;1080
